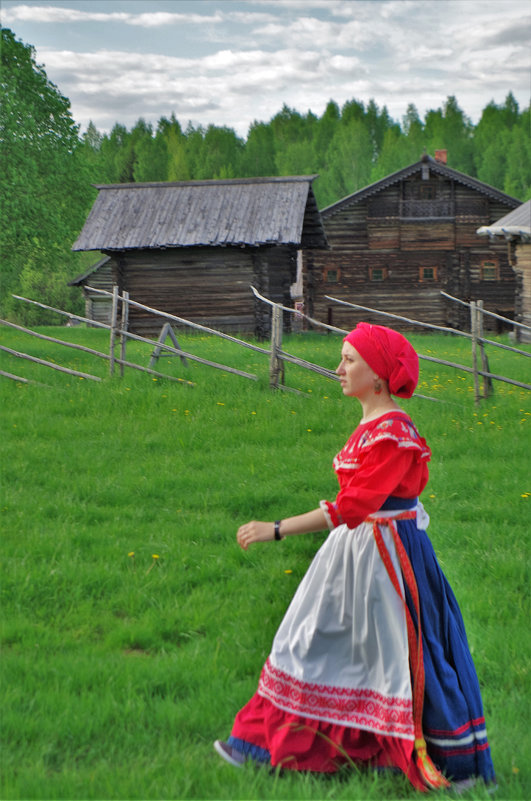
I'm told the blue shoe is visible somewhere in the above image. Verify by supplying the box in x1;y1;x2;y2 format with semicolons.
214;739;246;767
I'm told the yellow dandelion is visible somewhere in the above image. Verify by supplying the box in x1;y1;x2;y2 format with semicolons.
152;554;160;559
284;569;293;574
128;551;135;557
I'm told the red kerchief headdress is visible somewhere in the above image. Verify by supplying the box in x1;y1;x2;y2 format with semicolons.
344;323;418;398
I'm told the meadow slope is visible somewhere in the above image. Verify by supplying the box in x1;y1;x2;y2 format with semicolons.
1;327;530;800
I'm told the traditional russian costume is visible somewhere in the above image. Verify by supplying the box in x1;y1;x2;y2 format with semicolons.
225;412;495;790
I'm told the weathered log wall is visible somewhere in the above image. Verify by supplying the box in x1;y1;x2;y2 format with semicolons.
106;245;297;336
305;178;517;332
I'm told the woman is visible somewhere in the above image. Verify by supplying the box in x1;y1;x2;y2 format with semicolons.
214;323;495;791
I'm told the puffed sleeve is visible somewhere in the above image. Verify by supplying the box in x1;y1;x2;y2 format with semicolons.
320;440;417;530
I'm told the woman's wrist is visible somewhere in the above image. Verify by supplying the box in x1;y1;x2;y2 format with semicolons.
274;520;283;540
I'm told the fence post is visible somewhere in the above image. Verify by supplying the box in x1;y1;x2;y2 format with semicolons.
470;300;480;406
477;300;493;398
119;290;129;378
109;284;119;376
269;304;284;389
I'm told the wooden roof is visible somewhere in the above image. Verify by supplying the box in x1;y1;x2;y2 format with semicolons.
321;154;520;217
72;176;327;252
68;255;110;286
477;199;531;242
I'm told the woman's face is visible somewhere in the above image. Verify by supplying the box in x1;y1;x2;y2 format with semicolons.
336;341;378;398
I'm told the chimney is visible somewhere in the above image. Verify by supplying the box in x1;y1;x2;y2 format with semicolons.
434;149;447;164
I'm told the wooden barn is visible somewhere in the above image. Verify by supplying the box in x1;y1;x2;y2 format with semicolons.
477;199;531;342
68;256;113;326
71;176;327;337
302;153;521;331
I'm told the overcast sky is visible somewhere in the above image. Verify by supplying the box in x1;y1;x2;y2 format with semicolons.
2;0;530;138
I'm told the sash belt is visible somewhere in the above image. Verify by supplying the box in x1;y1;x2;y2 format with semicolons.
370;511;450;791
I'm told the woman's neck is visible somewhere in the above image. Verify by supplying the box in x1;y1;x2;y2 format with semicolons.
359;395;402;424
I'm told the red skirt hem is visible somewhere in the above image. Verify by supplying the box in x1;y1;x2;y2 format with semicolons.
231;692;427;791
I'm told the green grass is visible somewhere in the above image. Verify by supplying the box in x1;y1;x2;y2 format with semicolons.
0;325;530;800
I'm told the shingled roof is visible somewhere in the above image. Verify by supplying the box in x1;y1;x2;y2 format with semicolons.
72;175;327;252
321;154;520;217
477;199;531;242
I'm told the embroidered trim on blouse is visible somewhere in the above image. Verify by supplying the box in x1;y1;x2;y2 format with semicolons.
334;418;430;471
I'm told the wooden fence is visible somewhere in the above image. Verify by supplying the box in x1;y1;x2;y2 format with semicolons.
2;287;530;405
323;292;531;403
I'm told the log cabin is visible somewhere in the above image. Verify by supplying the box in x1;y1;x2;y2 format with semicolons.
71;176;327;337
477;199;531;342
68;256;113;326
302;153;521;332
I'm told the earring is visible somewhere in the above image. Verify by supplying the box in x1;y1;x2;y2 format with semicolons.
374;379;383;395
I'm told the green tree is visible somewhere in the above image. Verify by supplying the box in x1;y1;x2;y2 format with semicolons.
183;122;206;179
133;119;169;182
158;115;190;181
503;114;531;199
0;27;93;320
370;127;412;182
241;121;276;177
98;124;132;183
316;118;373;207
424;96;474;173
366;99;398;160
195;124;244;179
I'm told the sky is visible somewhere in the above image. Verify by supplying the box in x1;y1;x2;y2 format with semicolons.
2;0;531;138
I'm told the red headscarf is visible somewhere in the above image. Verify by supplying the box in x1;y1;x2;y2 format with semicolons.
344;323;418;398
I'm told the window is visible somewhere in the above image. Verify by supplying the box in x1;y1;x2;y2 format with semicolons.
369;267;387;281
419;184;436;200
324;267;340;283
481;261;499;281
419;266;437;282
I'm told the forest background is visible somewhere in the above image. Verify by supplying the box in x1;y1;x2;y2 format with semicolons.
1;26;531;325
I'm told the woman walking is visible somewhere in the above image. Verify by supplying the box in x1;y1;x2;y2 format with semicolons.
214;323;495;791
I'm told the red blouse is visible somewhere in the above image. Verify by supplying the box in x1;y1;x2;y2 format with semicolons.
321;411;431;530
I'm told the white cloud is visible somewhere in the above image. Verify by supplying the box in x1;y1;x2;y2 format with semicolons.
3;0;529;136
2;4;224;26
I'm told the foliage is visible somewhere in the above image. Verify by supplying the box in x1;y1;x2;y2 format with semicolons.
0;28;96;322
0;327;530;800
1;25;530;325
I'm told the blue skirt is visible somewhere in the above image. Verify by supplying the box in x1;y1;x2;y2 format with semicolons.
393;502;495;784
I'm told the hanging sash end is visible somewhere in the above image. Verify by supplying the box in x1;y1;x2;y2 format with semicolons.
414;738;451;790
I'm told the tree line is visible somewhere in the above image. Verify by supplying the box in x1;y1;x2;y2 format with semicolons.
1;27;530;323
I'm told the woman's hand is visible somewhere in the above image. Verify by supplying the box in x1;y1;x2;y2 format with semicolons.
237;520;275;550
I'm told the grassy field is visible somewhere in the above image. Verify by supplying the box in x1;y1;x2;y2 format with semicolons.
1;325;530;800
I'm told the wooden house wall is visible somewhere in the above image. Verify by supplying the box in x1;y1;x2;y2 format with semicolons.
81;260;113;325
304;177;517;332
513;243;531;342
108;245;296;336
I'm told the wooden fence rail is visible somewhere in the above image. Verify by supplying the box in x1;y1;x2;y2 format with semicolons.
4;288;530;403
9;293;257;383
324;293;531;403
0;343;101;382
441;290;531;337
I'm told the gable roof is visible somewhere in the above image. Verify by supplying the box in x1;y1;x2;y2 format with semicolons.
321;155;520;217
72;175;327;252
68;255;110;286
476;199;531;242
